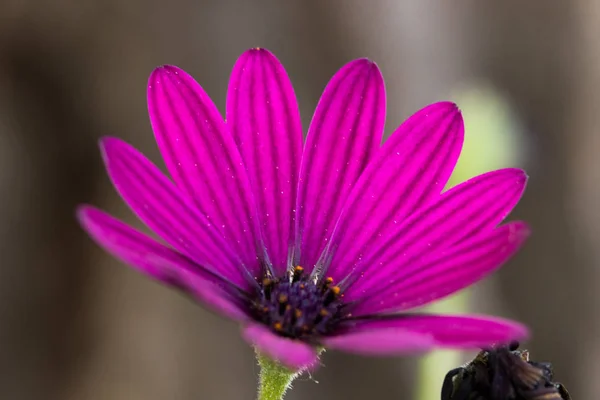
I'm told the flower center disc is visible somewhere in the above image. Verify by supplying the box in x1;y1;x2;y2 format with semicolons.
253;267;343;340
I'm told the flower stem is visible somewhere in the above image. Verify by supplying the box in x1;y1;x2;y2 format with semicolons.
256;352;299;400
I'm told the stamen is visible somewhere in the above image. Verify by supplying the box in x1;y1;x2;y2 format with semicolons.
262;278;273;300
278;293;288;314
292;266;304;282
321;277;334;292
324;285;341;304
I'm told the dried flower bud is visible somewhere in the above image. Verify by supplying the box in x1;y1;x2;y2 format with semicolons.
441;342;571;400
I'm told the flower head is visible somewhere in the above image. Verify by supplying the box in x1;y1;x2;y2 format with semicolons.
78;48;530;370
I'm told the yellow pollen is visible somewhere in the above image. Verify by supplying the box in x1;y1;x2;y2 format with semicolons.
294;309;302;318
325;277;334;284
285;304;291;311
299;284;305;289
294;266;304;272
320;308;330;317
273;322;283;331
331;286;341;295
262;278;272;286
278;294;288;303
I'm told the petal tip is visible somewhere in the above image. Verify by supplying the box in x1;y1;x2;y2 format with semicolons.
148;65;186;88
411;101;462;125
98;136;114;155
75;205;105;237
475;316;531;344
352;57;375;65
98;136;124;160
508;168;529;187
505;320;530;342
434;315;531;349
245;47;274;55
75;204;94;227
510;220;532;242
151;64;181;74
348;58;381;74
429;101;460;114
236;47;280;67
520;171;530;184
488;168;528;185
75;203;91;217
331;58;383;96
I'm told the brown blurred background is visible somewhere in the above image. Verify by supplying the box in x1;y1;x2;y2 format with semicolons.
0;1;597;399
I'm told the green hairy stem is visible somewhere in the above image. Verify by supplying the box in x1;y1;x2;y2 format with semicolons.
256;352;301;400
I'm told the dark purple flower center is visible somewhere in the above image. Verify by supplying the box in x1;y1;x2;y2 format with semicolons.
251;266;344;340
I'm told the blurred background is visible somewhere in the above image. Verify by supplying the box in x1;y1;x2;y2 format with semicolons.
0;1;596;399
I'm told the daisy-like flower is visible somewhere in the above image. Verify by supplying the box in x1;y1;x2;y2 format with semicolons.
77;48;530;371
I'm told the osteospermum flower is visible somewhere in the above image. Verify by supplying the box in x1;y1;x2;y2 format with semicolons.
77;48;530;370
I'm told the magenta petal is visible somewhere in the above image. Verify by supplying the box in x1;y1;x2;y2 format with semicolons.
77;205;250;322
148;66;262;277
227;49;303;274
295;59;385;273
322;329;434;355
325;102;463;281
345;315;529;348
351;221;531;315
242;324;317;370
340;168;528;301
100;137;253;289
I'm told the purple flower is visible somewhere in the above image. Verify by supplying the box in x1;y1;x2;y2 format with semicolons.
77;48;530;370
